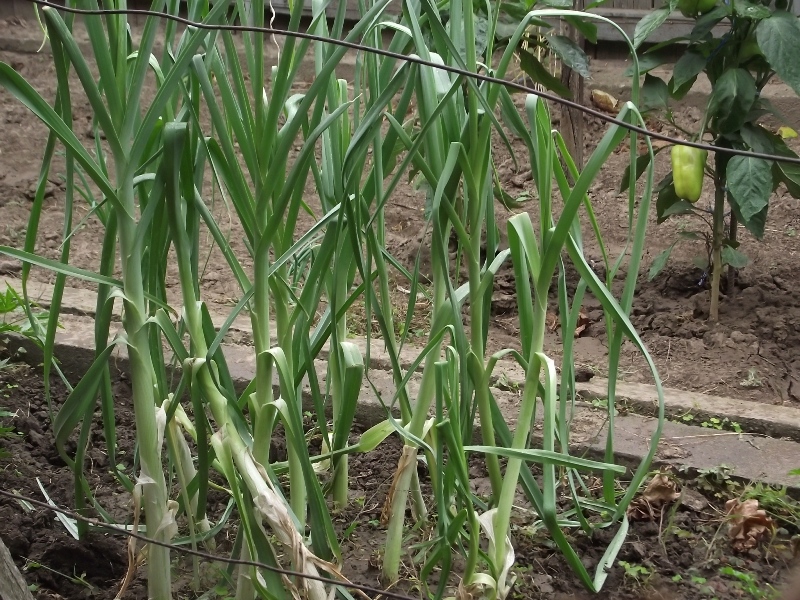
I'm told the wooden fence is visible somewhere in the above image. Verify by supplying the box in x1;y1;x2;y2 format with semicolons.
2;0;799;47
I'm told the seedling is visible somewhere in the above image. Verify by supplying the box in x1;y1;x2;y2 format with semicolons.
618;561;652;586
720;566;778;600
740;368;763;389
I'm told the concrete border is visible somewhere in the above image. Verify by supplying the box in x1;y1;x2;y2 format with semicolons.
3;277;800;491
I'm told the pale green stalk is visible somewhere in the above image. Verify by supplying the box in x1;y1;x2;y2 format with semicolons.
117;181;172;600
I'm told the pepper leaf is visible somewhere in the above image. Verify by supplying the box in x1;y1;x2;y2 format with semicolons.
773;148;800;198
672;50;707;90
756;11;800;96
624;53;668;76
641;73;670;112
656;174;695;222
634;7;672;48
730;198;768;239
518;49;572;98
689;6;729;41
740;123;782;154
619;150;661;194
726;156;773;223
721;246;749;268
564;16;598;45
733;0;771;19
708;68;757;134
547;34;591;79
648;243;677;281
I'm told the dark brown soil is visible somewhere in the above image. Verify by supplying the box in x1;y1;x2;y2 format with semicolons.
1;364;799;600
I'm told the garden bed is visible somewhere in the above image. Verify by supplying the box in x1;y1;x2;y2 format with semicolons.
2;45;800;406
1;363;799;600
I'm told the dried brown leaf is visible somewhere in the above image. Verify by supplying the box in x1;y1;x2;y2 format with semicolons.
627;474;680;521
725;498;775;551
590;89;618;113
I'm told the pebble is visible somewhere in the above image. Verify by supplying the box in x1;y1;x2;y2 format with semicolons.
679;488;709;512
0;260;21;274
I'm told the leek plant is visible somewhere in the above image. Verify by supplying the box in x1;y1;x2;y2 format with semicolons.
0;0;666;598
372;2;667;597
0;0;400;598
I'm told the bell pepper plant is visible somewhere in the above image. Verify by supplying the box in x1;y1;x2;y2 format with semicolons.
628;0;800;321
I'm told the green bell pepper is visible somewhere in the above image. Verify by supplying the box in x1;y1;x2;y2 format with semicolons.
671;145;708;203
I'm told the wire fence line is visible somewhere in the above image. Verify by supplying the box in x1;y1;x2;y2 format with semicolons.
0;488;421;600
14;0;800;166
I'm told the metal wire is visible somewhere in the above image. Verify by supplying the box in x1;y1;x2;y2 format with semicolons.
15;0;800;166
0;487;420;600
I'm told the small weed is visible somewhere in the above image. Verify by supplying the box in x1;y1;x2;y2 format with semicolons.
700;416;742;433
720;566;778;600
493;372;521;393
618;561;652;585
0;407;17;460
740;368;762;389
690;464;738;498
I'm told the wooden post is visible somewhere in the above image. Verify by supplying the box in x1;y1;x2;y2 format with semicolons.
0;535;36;600
559;0;586;175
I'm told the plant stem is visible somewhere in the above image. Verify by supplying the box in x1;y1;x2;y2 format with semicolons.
117;177;172;600
381;351;441;583
727;211;738;297
492;300;546;571
710;169;726;322
330;265;349;508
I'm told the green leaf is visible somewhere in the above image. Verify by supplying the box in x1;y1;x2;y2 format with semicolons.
730;198;768;239
619;150;658;194
624;53;667;76
662;200;698;218
464;445;626;473
547;34;590;79
656;174;678;222
774;162;800;195
518;50;572;98
634;7;671;48
708;68;757;134
670;74;699;100
53;342;117;465
541;0;573;6
756;11;800;96
0;246;121;288
641;74;670;112
726;155;773;222
775;148;800;197
0;63;118;208
733;0;771;19
648;243;677;281
564;16;598;45
672;50;706;90
740;123;781;154
352;421;395;453
721;246;749;268
690;6;729;42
